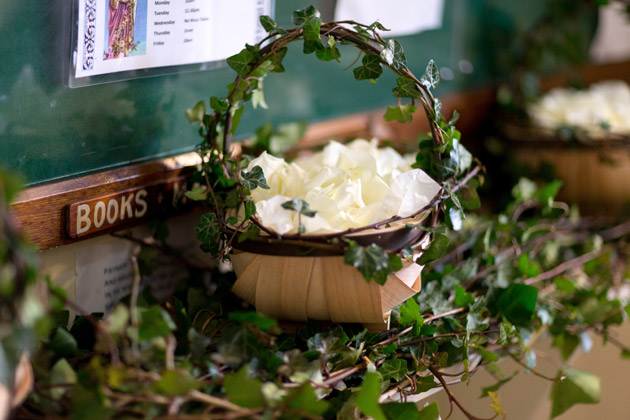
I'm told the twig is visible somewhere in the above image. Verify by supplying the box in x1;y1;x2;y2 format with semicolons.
524;249;602;285
504;350;557;382
428;366;497;420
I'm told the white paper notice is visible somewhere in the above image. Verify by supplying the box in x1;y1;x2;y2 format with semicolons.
75;237;138;314
75;0;272;78
335;0;443;38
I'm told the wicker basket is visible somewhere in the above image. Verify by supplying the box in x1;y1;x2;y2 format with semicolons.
505;122;630;212
228;215;432;331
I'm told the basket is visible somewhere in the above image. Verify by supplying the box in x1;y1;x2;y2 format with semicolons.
505;122;630;212
228;213;432;331
197;20;454;330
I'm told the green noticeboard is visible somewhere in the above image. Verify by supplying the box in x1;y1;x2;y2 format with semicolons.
0;0;560;186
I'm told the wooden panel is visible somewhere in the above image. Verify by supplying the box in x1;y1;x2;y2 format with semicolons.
11;153;199;250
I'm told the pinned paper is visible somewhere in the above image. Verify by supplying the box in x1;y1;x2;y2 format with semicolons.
335;0;444;38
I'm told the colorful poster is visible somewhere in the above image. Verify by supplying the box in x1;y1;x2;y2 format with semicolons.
75;0;272;78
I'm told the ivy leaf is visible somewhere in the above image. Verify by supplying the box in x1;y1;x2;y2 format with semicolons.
224;367;265;408
210;96;229;112
185;186;207;201
49;328;78;358
480;371;517;397
383;105;417;123
488;391;506;420
353;54;383;81
237;224;260;243
241;165;270;190
550;368;600;418
416;375;440;393
50;359;77;400
228;311;277;332
374;254;403;285
420;59;440;90
392;77;421;99
137;307;176;341
292;5;320;25
269;47;288;73
357;372;387;420
381;402;439;420
284;383;329;416
230;105;245;134
315;43;341;61
185;100;205;124
259;15;287;34
497;284;538;327
153;370;202;396
227;48;255;76
244;199;257;219
195;212;222;254
416;233;450;265
302;16;323;54
368;21;391;32
380;39;407;70
344;242;390;282
378;358;407;382
398;298;424;335
454;284;474;307
281;198;317;217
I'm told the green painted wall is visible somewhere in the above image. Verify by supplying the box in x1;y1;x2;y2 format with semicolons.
0;0;566;186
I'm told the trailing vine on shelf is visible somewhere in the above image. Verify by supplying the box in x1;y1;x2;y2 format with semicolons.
3;6;630;420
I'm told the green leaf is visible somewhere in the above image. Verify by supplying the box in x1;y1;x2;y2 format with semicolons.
195;212;222;254
210;96;229;112
353;54;383;81
378;358;407;382
138;306;176;341
392;77;421;98
381;402;439;420
415;375;440;393
50;358;77;400
497;283;538;327
553;277;575;293
302;16;323;54
398;297;424;334
416;233;450;265
357;372;387;420
480;371;517;397
344;242;390;282
269;47;288;73
185;186;207;201
241;165;270;190
227;48;255;76
383;105;417;123
230;105;245;134
454;284;474;307
49;327;78;358
420;60;440;90
284;383;328;416
186;100;205;124
281;198;317;217
550;368;600;418
238;224;261;243
224;367;265;408
292;5;320;25
244;199;257;219
259;15;287;34
153;370;202;396
228;311;278;332
315;44;341;61
380;39;407;70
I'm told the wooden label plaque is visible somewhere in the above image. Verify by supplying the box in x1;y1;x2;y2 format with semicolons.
67;177;186;238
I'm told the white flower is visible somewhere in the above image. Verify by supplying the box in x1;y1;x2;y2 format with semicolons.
249;139;441;234
529;80;630;136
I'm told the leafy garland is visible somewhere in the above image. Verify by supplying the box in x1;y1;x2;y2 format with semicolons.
184;6;477;282
1;6;629;420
